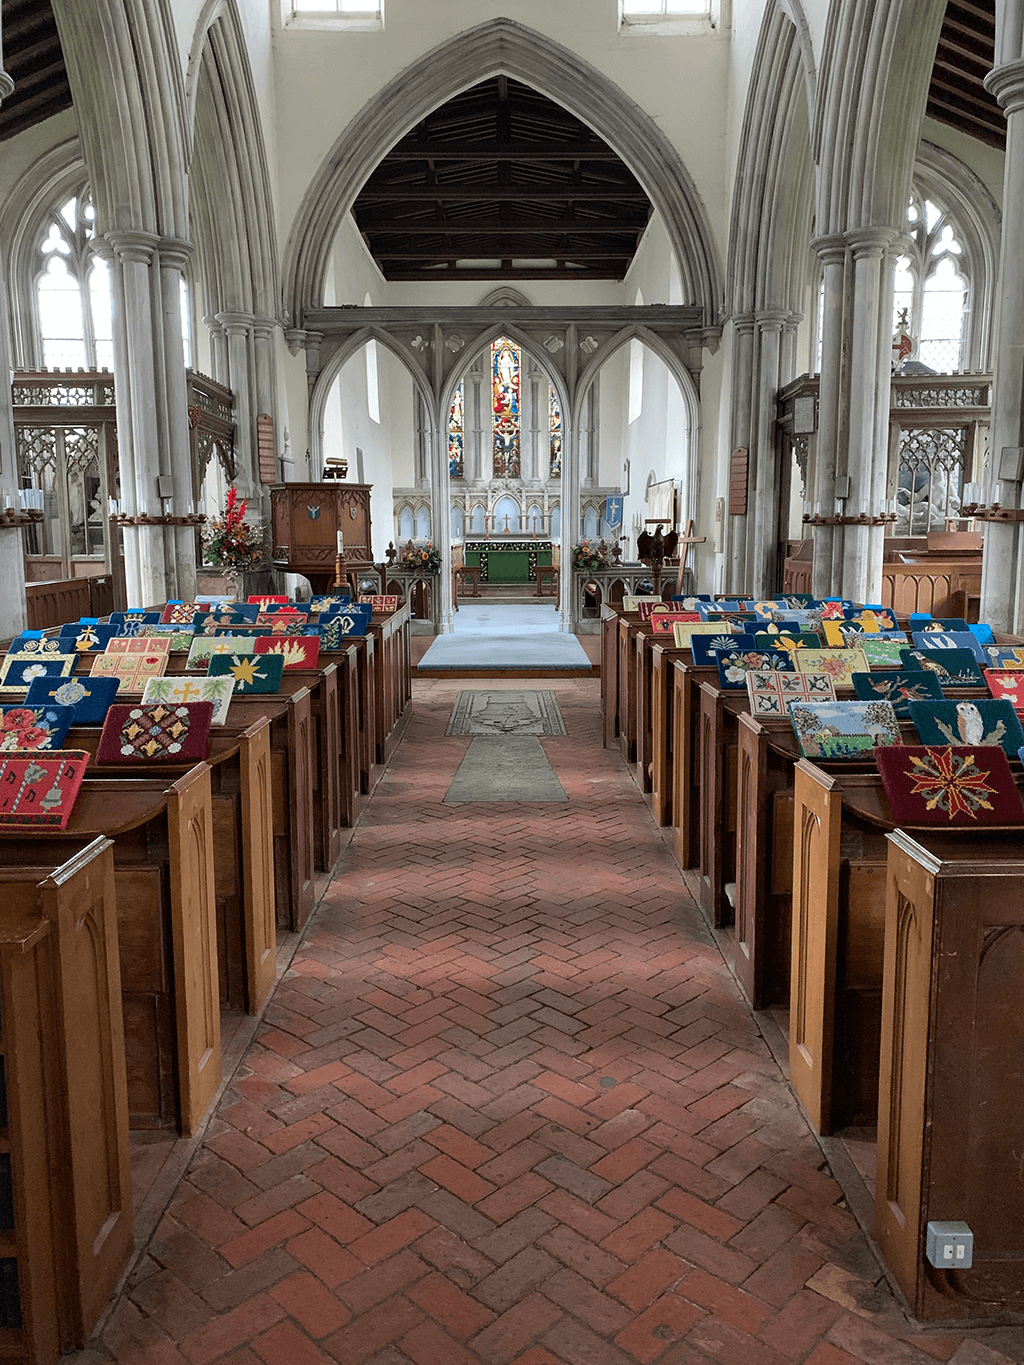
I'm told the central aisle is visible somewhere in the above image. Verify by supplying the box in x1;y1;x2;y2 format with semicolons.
75;682;1024;1364
417;604;592;672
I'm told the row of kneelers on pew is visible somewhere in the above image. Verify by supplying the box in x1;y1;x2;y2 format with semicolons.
604;591;1024;1323
0;592;412;1363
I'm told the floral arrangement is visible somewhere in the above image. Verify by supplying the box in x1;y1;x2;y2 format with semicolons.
571;540;609;572
202;486;268;571
400;541;442;573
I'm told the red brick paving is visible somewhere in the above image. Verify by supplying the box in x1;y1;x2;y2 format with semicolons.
71;686;1024;1364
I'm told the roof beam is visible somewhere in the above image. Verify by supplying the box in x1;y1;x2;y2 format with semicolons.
356;185;650;202
379;143;622;161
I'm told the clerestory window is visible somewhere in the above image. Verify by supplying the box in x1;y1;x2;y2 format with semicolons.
619;0;720;33
285;0;383;30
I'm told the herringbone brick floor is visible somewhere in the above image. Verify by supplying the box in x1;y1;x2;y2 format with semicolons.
73;684;1024;1365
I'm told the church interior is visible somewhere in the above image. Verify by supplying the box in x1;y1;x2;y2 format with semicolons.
0;0;1023;1361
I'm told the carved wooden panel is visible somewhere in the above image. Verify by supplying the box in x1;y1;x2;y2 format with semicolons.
37;840;132;1343
734;724;762;1005
650;646;675;827
167;767;222;1136
617;619;637;765
879;831;1024;1319
602;615;619;751
789;762;842;1135
240;723;277;1012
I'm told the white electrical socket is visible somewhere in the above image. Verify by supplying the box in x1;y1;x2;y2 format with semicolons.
925;1220;973;1270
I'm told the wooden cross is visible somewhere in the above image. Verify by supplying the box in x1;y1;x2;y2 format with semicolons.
674;519;707;592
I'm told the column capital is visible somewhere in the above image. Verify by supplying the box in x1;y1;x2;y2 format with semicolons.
754;309;791;333
202;313;225;337
0;70;13;105
985;60;1024;117
731;312;756;336
844;226;897;258
157;237;194;271
215;310;257;337
811;234;847;265
105;229;160;265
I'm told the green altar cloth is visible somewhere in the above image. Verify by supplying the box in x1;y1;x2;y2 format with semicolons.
464;540;553;583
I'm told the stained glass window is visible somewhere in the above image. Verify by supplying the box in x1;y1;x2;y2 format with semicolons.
549;389;562;479
492;338;521;478
448;382;464;478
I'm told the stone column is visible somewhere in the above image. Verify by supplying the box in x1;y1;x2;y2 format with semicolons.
104;229;196;605
203;315;227;386
810;236;847;598
0;34;27;636
840;228;897;604
216;312;258;498
981;53;1024;629
749;311;788;598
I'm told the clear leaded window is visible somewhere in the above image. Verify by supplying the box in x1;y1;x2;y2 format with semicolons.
36;191;191;371
893;195;968;374
37;195;112;370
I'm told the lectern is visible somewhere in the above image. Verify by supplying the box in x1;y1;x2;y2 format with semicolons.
271;483;375;592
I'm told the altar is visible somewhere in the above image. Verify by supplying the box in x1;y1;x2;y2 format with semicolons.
463;539;553;584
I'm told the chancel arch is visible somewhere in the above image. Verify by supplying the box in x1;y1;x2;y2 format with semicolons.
280;16;723;330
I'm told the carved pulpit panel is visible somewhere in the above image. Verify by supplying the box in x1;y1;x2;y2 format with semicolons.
271;483;374;587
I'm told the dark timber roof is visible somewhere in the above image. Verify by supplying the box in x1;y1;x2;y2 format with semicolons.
351;76;654;283
0;0;72;142
927;0;1004;149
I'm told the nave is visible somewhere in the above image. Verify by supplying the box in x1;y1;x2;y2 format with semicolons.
67;680;1024;1365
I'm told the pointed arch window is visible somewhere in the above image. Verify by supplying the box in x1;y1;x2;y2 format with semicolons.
35;190;192;371
447;338;563;482
892;195;969;374
448;383;464;479
36;194;112;370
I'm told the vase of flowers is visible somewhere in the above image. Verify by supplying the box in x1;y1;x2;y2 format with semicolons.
399;541;442;573
200;487;272;598
202;487;269;571
571;539;609;572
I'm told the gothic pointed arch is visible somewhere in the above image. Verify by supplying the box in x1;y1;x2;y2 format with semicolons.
812;0;946;237
281;17;722;327
187;0;279;321
50;0;189;240
309;327;440;472
0;138;87;365
437;322;571;441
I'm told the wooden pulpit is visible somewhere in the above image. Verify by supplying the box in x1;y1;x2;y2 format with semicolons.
271;483;375;592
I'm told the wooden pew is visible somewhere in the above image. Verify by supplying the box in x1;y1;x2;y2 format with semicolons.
789;759;910;1136
649;640;699;828
617;613;649;765
690;680;752;927
601;607;620;748
368;604;413;766
670;658;718;872
735;711;799;1010
0;839;131;1357
0;767;221;1136
156;656;339;880
878;828;1024;1321
67;722;277;1016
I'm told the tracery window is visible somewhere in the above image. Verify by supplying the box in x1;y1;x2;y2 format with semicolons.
37;195;112;370
892;195;969;374
447;338;563;482
36;191;192;371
